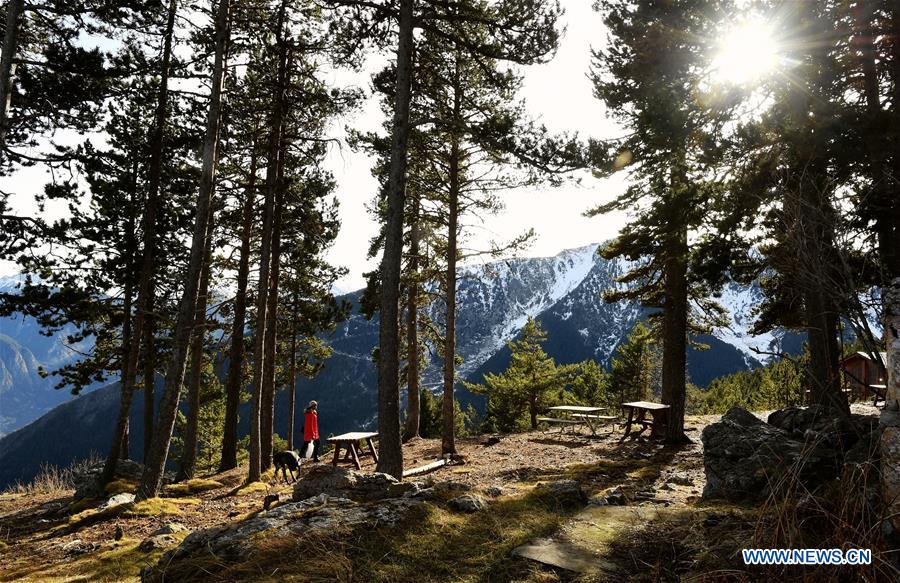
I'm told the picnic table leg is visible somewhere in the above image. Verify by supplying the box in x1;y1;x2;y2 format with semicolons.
622;407;634;438
349;442;362;470
331;443;341;467
366;437;379;463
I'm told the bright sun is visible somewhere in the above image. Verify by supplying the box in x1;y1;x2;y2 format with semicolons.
712;18;780;85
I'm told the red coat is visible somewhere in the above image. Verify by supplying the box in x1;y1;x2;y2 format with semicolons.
304;410;319;441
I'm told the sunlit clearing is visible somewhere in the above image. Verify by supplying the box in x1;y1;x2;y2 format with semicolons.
712;17;779;85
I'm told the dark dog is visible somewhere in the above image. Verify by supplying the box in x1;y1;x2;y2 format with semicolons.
273;450;302;483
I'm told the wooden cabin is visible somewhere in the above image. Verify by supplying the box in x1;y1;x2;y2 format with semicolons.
840;351;887;404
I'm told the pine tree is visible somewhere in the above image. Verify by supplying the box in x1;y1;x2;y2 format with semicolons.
466;317;565;432
589;0;729;443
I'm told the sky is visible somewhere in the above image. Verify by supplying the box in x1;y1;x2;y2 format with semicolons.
0;0;631;292
324;0;629;291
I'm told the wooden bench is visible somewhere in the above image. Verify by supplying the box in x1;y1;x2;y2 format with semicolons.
327;431;379;470
571;413;618;433
537;417;584;434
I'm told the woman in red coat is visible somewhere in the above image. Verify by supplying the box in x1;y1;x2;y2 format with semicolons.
303;400;320;462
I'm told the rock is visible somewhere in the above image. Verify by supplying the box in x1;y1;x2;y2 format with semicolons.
149;522;188;537
702;406;843;501
72;459;143;500
666;473;693;487
432;480;472;493
602;487;626;506
148;494;422;580
139;534;179;552
484;486;503;497
61;539;100;555
388;482;420;498
534;480;588;506
263;494;279;511
291;465;400;502
448;494;486;513
98;492;135;511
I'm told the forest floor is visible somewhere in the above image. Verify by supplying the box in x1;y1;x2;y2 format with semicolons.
0;404;884;582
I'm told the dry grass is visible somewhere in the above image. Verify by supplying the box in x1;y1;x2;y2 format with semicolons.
749;433;900;582
152;486;582;582
1;453;101;497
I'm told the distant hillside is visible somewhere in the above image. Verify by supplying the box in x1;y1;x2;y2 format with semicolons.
0;275;98;437
0;245;799;488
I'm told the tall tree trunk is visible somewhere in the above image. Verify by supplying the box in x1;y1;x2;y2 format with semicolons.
136;0;230;501
441;57;461;456
0;0;23;155
661;223;688;444
879;0;900;536
402;197;421;442
101;0;177;485
178;229;213;481
142;302;155;461
248;4;287;482
261;188;283;469
376;0;414;479
286;298;298;450
220;141;258;471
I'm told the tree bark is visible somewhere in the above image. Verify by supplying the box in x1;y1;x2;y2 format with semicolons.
248;3;287;482
878;0;900;536
661;223;688;444
286;298;298;450
101;0;177;484
178;228;213;481
136;0;230;501
441;54;462;456
376;0;414;479
402;196;421;442
0;0;24;155
219;140;257;471
142;297;156;461
260;184;283;470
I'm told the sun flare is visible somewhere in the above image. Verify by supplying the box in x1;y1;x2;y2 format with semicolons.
713;17;780;85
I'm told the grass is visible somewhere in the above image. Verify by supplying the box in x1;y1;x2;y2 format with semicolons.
105;479;137;495
122;497;201;517
151;485;585;582
1;453;102;498
0;537;184;582
165;478;224;497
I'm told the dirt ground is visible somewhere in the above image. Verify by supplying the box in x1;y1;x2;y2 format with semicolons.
0;404;883;582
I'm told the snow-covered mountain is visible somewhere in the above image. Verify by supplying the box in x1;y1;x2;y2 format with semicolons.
0;275;98;436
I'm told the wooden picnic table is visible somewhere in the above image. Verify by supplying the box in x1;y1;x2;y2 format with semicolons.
544;406;616;436
327;431;379;470
620;401;670;439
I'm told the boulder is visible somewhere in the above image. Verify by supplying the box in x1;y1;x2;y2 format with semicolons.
702;407;844;500
149;522;188;537
484;486;504;497
97;492;135;511
534;480;588;506
139;534;179;552
448;494;486;513
72;459;144;500
432;480;472;493
291;465;400;502
148;494;422;580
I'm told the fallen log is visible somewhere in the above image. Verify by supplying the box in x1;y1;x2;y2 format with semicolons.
402;459;447;478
